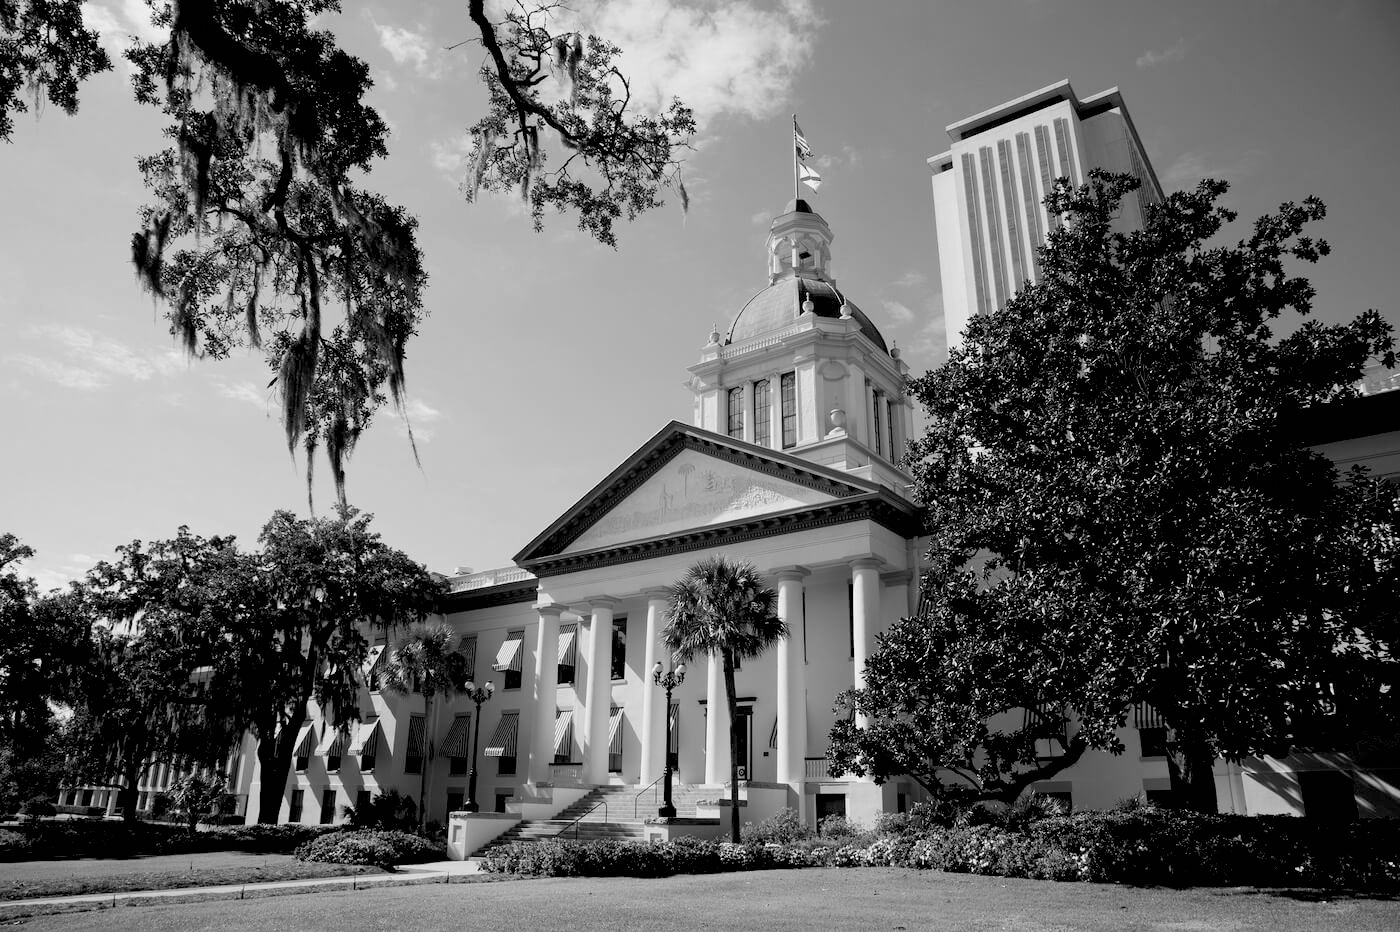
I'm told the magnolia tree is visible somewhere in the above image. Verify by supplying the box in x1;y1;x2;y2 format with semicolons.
830;171;1399;812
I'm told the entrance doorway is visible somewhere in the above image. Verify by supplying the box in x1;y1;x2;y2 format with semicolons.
734;707;753;780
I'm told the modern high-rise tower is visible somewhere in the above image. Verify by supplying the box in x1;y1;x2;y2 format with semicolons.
929;80;1162;357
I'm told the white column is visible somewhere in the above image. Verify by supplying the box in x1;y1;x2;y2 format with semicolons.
741;381;755;443
775;567;809;795
528;604;565;785
704;653;731;786
851;558;882;733
639;590;670;786
581;599;616;785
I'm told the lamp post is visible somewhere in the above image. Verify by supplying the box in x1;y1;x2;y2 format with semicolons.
462;680;495;813
652;661;686;818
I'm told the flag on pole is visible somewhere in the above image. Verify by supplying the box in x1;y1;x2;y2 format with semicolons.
799;163;822;192
794;120;813;160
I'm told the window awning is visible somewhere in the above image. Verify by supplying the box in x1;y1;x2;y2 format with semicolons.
493;634;523;672
484;712;519;758
406;715;426;757
293;724;316;758
316;725;351;757
607;706;624;755
1133;703;1166;729
349;718;383;756
769;715;779;750
441;714;471;757
459;638;477;681
557;625;578;664
553;709;574;757
360;644;386;680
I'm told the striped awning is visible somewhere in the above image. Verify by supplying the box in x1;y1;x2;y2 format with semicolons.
557;625;578;664
441;714;471;757
493;634;523;672
316;725;351;756
769;715;779;749
406;715;426;757
360;644;386;680
668;703;679;754
484;712;519;758
1134;703;1166;729
349;718;383;756
459;638;477;681
553;709;574;757
608;706;624;755
293;724;316;758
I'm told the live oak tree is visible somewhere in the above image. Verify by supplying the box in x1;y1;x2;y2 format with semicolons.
829;171;1399;812
663;557;786;843
3;0;694;502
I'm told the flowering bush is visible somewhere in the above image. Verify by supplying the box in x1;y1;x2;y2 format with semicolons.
742;808;813;845
294;829;444;866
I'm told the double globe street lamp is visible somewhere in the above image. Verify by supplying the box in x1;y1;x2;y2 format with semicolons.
651;661;686;818
462;680;495;813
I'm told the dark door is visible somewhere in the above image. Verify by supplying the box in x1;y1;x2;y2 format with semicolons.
735;707;753;780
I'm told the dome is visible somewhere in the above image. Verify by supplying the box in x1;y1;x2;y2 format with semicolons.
726;276;889;353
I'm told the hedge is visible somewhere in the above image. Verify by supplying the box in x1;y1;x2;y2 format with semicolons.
294;830;446;867
481;809;1400;891
0;820;343;861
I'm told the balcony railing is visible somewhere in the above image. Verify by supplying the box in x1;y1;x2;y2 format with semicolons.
448;567;536;593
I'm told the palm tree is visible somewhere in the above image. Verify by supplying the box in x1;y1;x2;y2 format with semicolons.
662;556;786;842
381;621;468;831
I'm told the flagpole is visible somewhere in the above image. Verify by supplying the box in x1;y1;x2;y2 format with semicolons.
792;113;799;203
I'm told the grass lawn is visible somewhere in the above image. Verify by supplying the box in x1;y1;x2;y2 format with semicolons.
6;867;1398;931
0;851;382;900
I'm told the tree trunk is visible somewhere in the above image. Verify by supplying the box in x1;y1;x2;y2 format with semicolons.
723;649;741;844
1167;729;1219;814
256;706;306;824
419;691;431;832
119;763;140;822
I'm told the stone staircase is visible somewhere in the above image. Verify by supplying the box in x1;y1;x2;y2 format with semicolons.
476;782;718;856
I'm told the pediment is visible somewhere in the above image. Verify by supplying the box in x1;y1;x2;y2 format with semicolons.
515;422;884;565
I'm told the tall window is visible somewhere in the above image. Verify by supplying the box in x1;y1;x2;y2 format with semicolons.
610;617;628;681
887;401;896;460
556;623;578;686
288;788;304;823
405;715;425;775
319;788;336;825
872;389;883;456
780;372;797;449
727;387;744;439
753;379;772;446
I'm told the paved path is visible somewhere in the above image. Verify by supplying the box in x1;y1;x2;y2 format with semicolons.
0;859;486;917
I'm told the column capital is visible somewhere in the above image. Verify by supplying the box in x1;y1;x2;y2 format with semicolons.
880;569;914;586
771;565;811;582
534;602;569;617
850;556;884;572
641;587;672;603
573;597;619;617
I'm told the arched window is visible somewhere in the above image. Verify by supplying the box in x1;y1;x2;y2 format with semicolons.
727;387;744;439
753;379;772;447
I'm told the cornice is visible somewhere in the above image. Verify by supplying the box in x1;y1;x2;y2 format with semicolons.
439;580;539;613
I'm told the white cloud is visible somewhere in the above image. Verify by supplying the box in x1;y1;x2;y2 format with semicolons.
218;381;268;410
7;325;185;390
372;18;446;79
430;136;472;176
815;145;860;172
880;300;916;325
1136;39;1187;69
894;270;927;289
549;0;824;124
81;0;167;52
750;210;770;226
385;396;443;442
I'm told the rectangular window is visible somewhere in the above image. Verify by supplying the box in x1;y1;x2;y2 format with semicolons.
1034;124;1060;232
886;400;896;461
780;372;797;449
354;789;372;816
494;792;511;814
1138;727;1168;758
978;145;1008;308
442;714;471;775
608;707;625;774
288;788;304;823
319;788;336;825
554;709;575;764
459;636;477;683
363;644;386;693
485;712;520;776
353;717;381;773
610;617;628;681
1015;131;1044;279
998;138;1026;290
871;390;883;456
727;386;744;439
753;379;772;447
815;793;847;829
405;715;425;775
1300;771;1358;821
446;790;464;813
494;630;525;690
962;152;991;315
557;623;578;686
1054;117;1079;186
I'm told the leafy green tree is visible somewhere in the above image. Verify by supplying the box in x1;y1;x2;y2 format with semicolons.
830;172;1398;812
380;620;469;831
663;556;785;842
168;772;226;833
5;1;693;501
212;506;442;824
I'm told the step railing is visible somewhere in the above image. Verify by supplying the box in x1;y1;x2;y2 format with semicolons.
633;776;663;819
555;799;607;840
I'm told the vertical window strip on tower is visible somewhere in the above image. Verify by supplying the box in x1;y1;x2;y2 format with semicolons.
871;390;883;456
978;145;1009;308
1053;117;1079;186
997;138;1027;290
886;398;896;460
727;387;744;439
753;379;772;447
1015;131;1044;280
780;372;797;449
1034;124;1061;232
961;153;991;315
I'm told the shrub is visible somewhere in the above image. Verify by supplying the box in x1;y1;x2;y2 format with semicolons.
294;829;444;866
816;814;865;840
741;808;813;845
0;828;30;858
217;823;339;853
1003;791;1067;832
20;795;56;821
343;790;418;832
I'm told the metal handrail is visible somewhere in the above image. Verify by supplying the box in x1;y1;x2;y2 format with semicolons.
633;775;663;819
555;799;607;839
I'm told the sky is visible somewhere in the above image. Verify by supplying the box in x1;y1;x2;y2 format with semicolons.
3;0;1398;590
